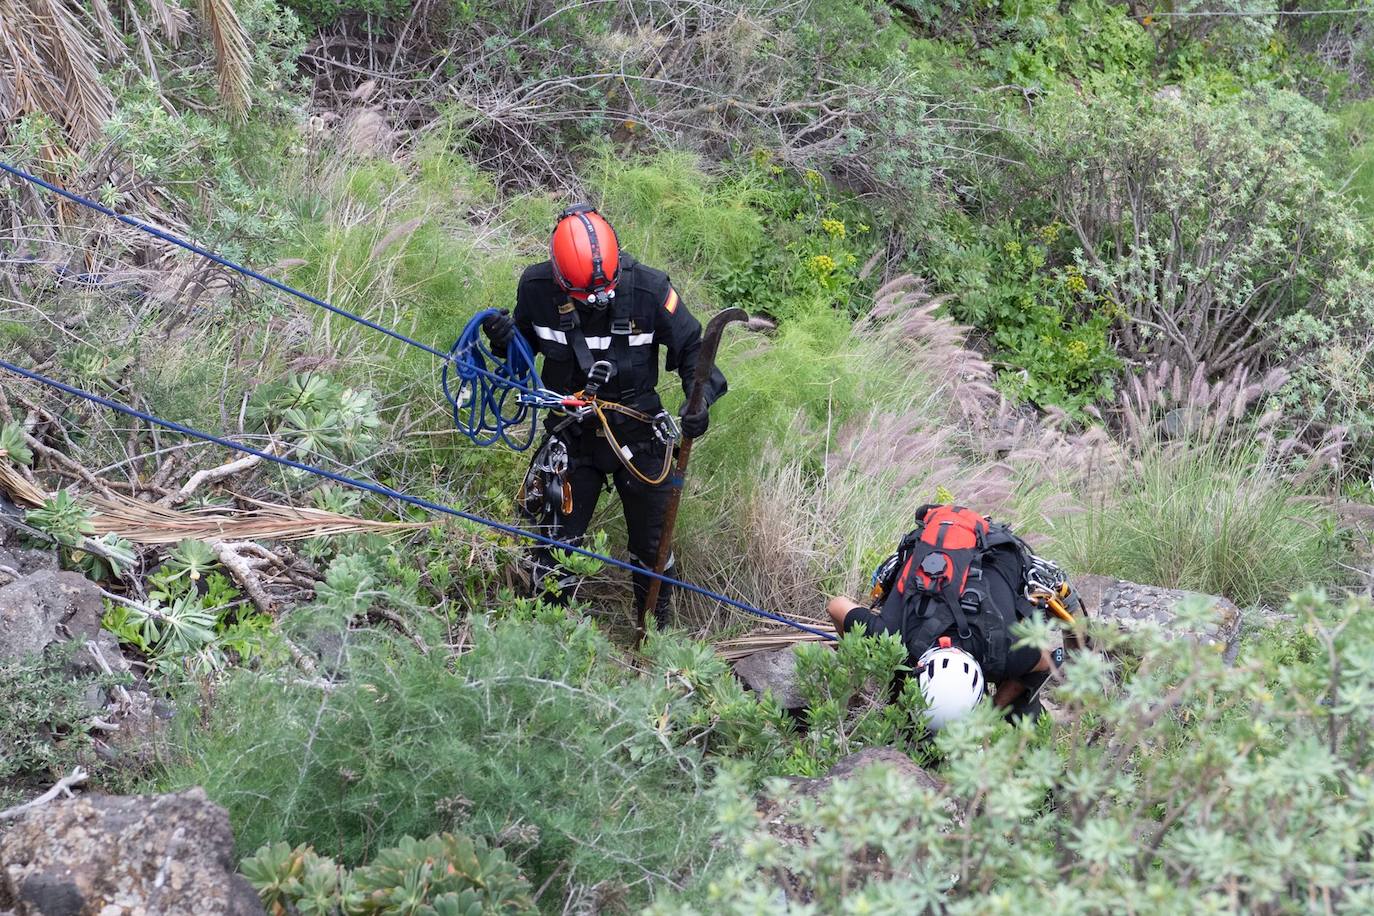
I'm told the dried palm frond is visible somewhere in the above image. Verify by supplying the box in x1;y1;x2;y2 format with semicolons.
0;0;114;146
0;462;47;508
87;494;427;545
143;0;191;45
198;0;252;118
714;623;837;661
85;0;123;63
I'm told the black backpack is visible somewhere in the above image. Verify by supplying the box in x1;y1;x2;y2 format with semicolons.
870;504;1035;680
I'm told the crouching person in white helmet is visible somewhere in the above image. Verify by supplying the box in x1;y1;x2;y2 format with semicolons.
825;504;1073;730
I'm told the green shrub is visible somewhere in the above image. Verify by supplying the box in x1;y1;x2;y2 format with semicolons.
0;645;116;807
164;611;714;907
924;217;1121;413
1026;86;1368;379
242;831;537;915
652;589;1374;913
647;627;920;779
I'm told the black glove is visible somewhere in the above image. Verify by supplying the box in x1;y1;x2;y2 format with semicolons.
679;405;709;439
482;309;516;352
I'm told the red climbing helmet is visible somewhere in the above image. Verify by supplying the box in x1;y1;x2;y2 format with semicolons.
550;204;620;306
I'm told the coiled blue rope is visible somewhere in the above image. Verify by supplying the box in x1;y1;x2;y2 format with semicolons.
442;310;547;450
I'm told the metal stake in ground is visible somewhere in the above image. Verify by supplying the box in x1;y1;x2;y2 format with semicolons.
638;307;747;645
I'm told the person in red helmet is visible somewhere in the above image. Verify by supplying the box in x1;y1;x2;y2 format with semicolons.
481;204;727;625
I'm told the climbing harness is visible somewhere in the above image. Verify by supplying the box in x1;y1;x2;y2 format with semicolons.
441;311;678;480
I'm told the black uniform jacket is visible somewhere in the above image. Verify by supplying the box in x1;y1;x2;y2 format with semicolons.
512;254;728;434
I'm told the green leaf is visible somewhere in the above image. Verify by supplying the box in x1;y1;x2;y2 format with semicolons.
0;423;33;466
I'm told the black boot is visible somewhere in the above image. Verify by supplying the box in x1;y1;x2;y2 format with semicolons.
632;558;675;630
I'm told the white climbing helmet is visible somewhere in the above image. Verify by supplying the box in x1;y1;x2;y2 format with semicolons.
915;636;985;730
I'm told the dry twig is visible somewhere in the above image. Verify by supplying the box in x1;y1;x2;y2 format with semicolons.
0;768;88;821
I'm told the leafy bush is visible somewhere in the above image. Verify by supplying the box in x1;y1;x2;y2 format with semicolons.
249;373;384;468
653;590;1374;912
23;490;136;582
925;217;1121;413
648;627;923;779
1029;87;1370;377
0;645;116;807
242;831;537;915
101;542;276;677
0;422;33;466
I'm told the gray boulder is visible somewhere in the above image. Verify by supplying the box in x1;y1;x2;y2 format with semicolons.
0;787;264;916
0;546;60;579
1074;574;1242;648
732;647;805;710
0;571;104;663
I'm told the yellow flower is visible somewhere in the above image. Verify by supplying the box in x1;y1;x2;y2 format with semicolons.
934;485;955;504
1067;339;1090;360
807;254;837;275
803;169;822;187
821;218;847;238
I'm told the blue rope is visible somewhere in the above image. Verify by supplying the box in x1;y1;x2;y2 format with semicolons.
442;310;544;451
0;159;578;450
0;358;837;641
0;160;450;361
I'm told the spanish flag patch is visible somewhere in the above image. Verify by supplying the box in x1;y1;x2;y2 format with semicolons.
663;288;679;314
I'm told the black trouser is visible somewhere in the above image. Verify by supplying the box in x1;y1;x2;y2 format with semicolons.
525;425;676;621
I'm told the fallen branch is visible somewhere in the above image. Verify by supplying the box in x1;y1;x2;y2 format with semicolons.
159;446;273;508
210;539;279;613
371;606;431;655
282;633;321;676
15;412;117;501
0;768;88;820
84;634;134;707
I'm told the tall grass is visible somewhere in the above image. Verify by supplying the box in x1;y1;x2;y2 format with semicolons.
1048;437;1346;607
